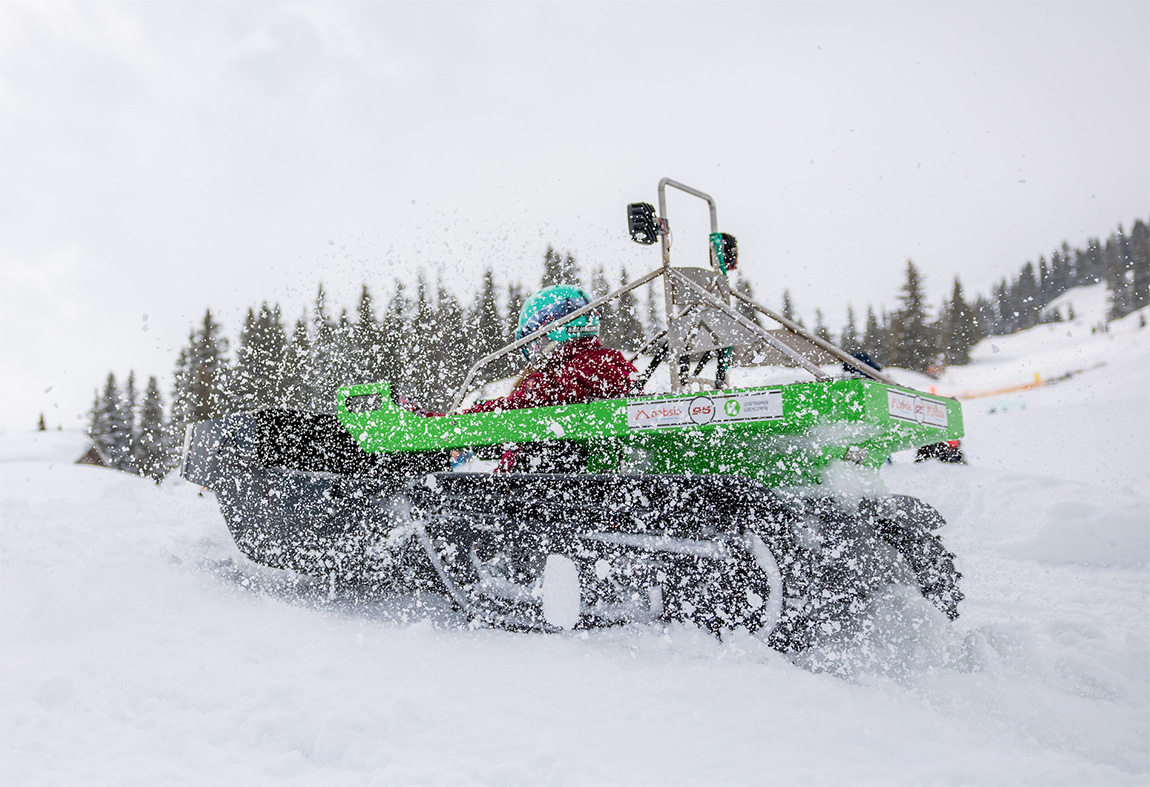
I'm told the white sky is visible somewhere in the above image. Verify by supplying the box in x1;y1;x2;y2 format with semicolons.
1;0;1147;431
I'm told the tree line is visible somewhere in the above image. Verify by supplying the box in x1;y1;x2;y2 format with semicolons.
87;248;655;480
86;219;1147;480
844;218;1148;372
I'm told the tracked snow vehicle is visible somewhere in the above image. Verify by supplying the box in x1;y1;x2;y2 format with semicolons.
183;179;963;648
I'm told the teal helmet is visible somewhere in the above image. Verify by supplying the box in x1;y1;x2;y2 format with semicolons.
516;284;599;359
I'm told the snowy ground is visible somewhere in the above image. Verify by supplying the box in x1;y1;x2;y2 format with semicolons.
2;295;1148;785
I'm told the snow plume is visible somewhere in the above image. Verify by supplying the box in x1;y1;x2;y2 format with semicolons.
820;456;888;503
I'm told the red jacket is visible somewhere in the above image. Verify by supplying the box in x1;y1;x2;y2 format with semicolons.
465;337;636;414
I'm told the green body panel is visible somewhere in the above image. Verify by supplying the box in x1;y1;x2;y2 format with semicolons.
335;379;963;487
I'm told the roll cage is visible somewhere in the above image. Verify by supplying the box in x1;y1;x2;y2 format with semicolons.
447;178;894;414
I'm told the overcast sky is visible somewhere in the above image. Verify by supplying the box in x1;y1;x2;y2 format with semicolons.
1;0;1147;432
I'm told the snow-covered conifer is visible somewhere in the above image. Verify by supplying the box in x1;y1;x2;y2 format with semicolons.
839;305;860;355
186;310;228;422
613;268;644;353
467;269;504;385
133;376;169;482
734;277;762;329
887;260;936;373
91;372;131;470
862;306;886;365
941;277;977;366
814;309;832;344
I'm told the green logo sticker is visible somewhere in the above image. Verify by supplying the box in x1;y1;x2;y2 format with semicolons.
724;399;741;417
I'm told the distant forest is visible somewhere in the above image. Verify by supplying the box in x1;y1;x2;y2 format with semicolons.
82;217;1148;481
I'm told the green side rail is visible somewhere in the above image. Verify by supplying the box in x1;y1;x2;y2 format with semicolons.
336;380;963;487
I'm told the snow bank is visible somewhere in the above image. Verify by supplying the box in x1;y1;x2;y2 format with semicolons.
0;428;91;466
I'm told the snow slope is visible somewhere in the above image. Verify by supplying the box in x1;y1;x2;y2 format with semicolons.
2;296;1148;785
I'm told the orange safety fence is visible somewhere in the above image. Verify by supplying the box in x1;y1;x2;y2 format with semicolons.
948;373;1044;401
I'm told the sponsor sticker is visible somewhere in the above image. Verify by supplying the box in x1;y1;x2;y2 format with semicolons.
887;389;948;428
627;390;784;429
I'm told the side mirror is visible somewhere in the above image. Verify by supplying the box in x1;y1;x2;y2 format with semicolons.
627;202;660;245
709;232;738;272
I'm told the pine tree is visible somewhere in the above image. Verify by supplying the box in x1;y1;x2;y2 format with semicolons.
280;315;317;409
862;306;885;364
433;279;467;410
263;304;289;404
781;290;796;324
133;376;169;482
563;252;580;289
468;268;504;383
354;285;386;385
734;277;762;328
612;267;645;352
122;371;138;472
232;303;289;411
540;246;562;289
89;379;112;461
589;264;611;301
813;309;831;344
500;280;529;379
540;246;581;290
1049;250;1069;301
168;341;192;462
941;277;977;366
1016;261;1039;329
407;273;441;405
645;284;664;336
37;413;47;431
506;281;528;335
991;279;1012;334
589;264;616;347
1081;238;1104;285
328;309;358;403
887;260;936;373
310;284;341;409
1106;226;1137;320
972;294;994;339
186;309;229;422
839;305;860;354
1130;219;1150;313
230;307;260;411
1038;256;1053;307
381;281;412;394
91;372;132;470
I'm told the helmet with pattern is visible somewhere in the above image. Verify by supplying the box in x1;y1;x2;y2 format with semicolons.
516;284;599;359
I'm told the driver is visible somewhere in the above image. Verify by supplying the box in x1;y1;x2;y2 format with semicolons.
464;284;636;414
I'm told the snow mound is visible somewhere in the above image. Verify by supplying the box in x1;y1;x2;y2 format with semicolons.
1040;282;1111;323
0;428;91;466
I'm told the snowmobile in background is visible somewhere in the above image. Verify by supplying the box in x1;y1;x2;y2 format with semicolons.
182;178;964;649
916;440;966;464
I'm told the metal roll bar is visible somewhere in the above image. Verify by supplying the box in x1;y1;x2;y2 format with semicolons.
445;178;890;412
